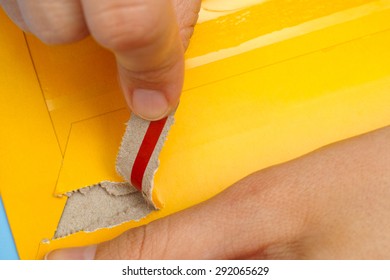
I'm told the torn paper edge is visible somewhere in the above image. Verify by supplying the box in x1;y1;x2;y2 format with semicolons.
54;112;175;238
54;181;153;239
116;112;175;207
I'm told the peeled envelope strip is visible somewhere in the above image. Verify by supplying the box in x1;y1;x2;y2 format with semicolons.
54;113;175;238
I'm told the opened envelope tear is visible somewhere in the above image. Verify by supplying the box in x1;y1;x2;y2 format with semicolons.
54;113;175;239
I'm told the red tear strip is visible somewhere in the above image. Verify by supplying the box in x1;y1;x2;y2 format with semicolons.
130;117;168;191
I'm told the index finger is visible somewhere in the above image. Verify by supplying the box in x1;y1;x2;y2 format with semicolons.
81;0;184;120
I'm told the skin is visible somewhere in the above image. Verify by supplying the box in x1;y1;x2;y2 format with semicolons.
2;1;389;260
0;0;201;120
46;125;390;260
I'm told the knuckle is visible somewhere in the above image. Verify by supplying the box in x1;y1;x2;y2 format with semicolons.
90;5;159;51
115;219;172;259
120;225;150;259
120;60;176;86
233;166;310;237
97;225;150;259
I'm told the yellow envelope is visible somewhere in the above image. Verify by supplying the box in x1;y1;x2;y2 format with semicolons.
0;0;390;259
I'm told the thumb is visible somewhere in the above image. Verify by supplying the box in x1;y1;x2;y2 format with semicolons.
82;0;184;121
45;168;308;260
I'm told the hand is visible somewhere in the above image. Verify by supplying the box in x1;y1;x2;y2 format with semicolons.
0;0;201;120
46;126;390;259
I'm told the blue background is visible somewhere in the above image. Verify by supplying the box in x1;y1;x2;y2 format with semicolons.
0;196;19;260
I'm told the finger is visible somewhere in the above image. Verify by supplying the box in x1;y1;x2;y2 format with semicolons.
45;126;390;260
46;168;309;260
103;126;390;260
81;0;185;121
171;0;201;50
16;0;88;44
0;0;29;31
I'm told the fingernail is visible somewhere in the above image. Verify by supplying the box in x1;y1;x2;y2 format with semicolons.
132;89;170;121
45;245;97;260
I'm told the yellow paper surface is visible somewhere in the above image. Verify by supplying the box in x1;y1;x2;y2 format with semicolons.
0;0;389;259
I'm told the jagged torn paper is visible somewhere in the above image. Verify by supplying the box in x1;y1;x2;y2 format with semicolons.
54;113;175;238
